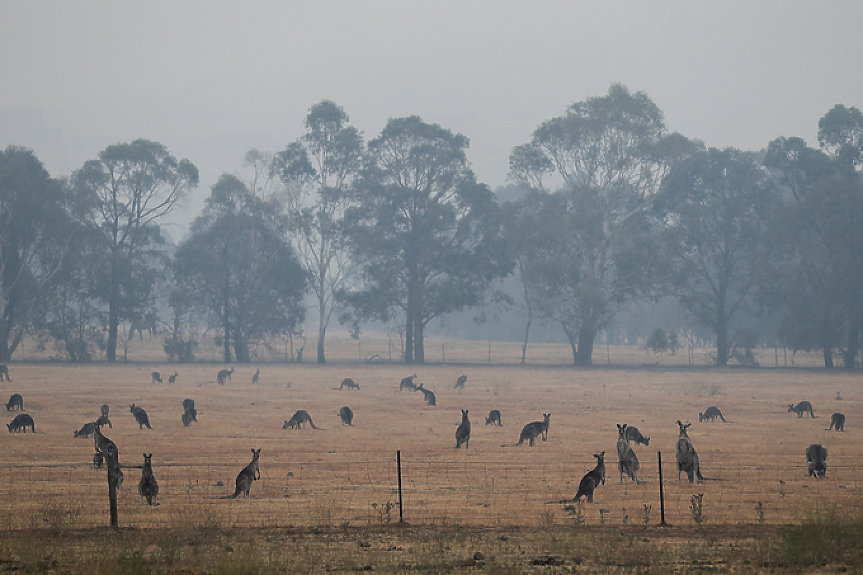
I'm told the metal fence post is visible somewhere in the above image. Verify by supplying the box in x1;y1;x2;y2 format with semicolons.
658;451;666;526
397;450;404;522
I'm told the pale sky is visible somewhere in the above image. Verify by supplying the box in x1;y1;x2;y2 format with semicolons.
2;1;861;233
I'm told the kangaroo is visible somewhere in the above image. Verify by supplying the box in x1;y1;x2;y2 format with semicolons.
699;405;726;422
95;414;112;429
416;383;436;406
181;408;197;426
182;398;195;412
454;374;467;391
0;364;11;382
107;454;124;491
339;377;361;390
138;453;159;506
338;406;354;426
513;414;550;446
251;369;260;384
789;401;816;418
5;393;23;411
93;450;104;469
617;424;644;485
168;372;179;384
399;373;418;391
217;367;234;385
150;371;162;384
806;443;828;477
573;452;606;503
7;413;34;433
93;424;118;458
625;425;650;446
222;448;261;499
283;410;317;429
100;404;110;417
485;409;502;426
455;409;471;449
74;422;97;438
130;404;152;429
676;420;703;483
826;412;845;431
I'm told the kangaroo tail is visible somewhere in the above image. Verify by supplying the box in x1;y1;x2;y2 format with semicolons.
220;489;241;500
720;414;727;422
546;498;575;504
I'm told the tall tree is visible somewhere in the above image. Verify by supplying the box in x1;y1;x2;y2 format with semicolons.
656;147;777;366
275;100;364;364
72;139;198;362
344;116;511;364
174;174;306;362
509;85;686;365
0;147;80;360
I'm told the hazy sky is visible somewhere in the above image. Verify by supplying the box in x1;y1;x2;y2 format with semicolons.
2;1;862;232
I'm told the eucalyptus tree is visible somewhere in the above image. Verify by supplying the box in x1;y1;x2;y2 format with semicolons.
174;174;306;363
0;147;81;360
275;100;364;363
509;84;688;365
72;139;198;362
344;116;511;364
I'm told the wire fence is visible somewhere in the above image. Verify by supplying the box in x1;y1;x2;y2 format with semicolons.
1;448;859;530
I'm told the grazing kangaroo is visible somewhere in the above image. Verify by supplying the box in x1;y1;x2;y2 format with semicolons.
93;451;104;469
616;424;644;485
251;369;260;384
699;406;726;422
455;409;471;449
399;373;418;391
283;410;317;429
181;408;197;426
150;371;162;384
826;412;845;431
0;364;11;381
573;452;606;503
95;414;112;429
74;422;97;438
168;372;179;384
454;374;467;391
789;401;816;418
485;409;502;426
339;377;361;390
222;449;261;499
514;414;551;446
217;367;234;385
676;420;703;483
7;413;34;433
338;406;354;426
182;398;195;412
138;453;160;506
625;425;649;446
806;444;828;477
130;404;152;429
5;393;23;411
100;404;110;417
416;384;436;406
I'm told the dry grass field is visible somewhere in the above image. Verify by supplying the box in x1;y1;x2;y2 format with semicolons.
1;338;861;573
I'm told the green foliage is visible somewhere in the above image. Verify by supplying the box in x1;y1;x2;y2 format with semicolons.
644;328;677;354
780;504;863;567
162;336;198;363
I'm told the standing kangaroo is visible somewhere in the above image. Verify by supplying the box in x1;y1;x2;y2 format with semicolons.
338;406;354;426
283;410;317;429
251;369;260;384
222;449;261;499
138;453;159;506
130;404;152;429
95;414;112;429
455;409;471;449
699;406;726;422
5;393;23;411
806;443;828;477
573;452;606;503
514;414;551;446
93;424;118;458
150;371;162;384
0;364;11;381
454;374;467;391
676;420;703;483
168;372;179;384
399;373;418;391
416;384;436;406
789;401;816;418
100;404;110;417
7;413;34;433
217;367;234;385
616;424;644;485
485;409;502;426
826;412;845;431
339;378;361;390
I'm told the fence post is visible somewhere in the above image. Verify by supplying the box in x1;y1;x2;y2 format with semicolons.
397;450;404;523
658;451;666;526
105;452;119;528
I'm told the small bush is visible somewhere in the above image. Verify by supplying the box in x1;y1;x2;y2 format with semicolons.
780;505;863;567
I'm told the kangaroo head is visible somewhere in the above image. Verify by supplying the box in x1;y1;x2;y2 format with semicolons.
617;423;627;437
788;404;795;412
251;448;261;460
462;409;469;417
594;451;605;464
676;420;691;436
543;414;551;424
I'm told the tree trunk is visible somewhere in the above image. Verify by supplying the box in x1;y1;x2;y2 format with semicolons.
842;325;860;369
316;305;327;364
521;313;532;365
405;293;415;365
415;314;425;364
823;346;835;369
106;254;119;363
562;322;579;364
574;324;596;366
715;321;728;367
